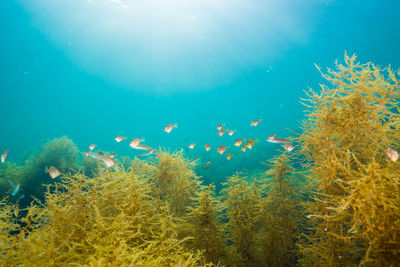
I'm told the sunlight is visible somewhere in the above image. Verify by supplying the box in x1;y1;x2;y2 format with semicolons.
19;0;322;93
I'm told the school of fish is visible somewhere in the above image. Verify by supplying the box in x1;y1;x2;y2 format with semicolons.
2;120;398;201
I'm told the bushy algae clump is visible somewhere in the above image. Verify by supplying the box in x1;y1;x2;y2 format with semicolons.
258;154;302;267
0;161;212;266
220;154;302;267
183;184;229;265
23;136;80;202
148;150;202;216
0;162;25;200
298;53;400;266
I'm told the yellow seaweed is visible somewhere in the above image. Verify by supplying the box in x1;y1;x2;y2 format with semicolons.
298;53;400;266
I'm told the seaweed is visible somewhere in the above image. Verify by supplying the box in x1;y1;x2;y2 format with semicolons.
23;136;80;202
149;149;202;216
183;184;229;265
221;173;262;266
258;153;302;267
0;164;213;266
298;53;400;266
0;162;25;200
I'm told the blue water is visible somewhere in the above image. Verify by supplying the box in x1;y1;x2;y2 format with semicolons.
1;0;400;184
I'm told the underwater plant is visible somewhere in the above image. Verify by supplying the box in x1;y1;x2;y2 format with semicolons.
79;155;99;177
258;153;302;267
183;184;229;265
149;149;202;216
23;136;80;202
0;163;213;266
298;53;400;266
221;173;262;266
0;162;25;200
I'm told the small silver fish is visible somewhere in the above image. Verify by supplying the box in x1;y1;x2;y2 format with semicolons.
1;150;9;163
138;149;155;157
251;119;262;127
282;144;295;152
189;157;201;164
164;123;178;133
46;166;61;179
267;135;291;144
188;143;196;149
129;138;144;148
135;143;153;151
12;184;20;196
202;161;212;169
102;156;115;168
228;130;236;136
218;129;227;137
217;145;229;155
245;139;257;149
234;139;244;147
217;124;225;131
87;152;102;160
114;136;127;142
89;144;97;151
386;147;399;162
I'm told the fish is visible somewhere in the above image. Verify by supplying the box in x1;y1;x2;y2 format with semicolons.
217;124;225;131
386;147;399;162
228;130;236;136
138;149;155;157
1;150;9;163
189;157;201;164
89;144;97;151
217;145;229;155
97;151;104;158
251;119;262;127
135;143;153;151
282;144;295;152
267;135;291;144
226;153;233;160
234;139;244;147
218;129;227;137
164;123;178;133
241;145;247;152
12;184;20;196
245;139;257;149
8;180;16;188
8;180;20;196
109;153;117;159
18;194;25;200
129;138;145;148
188;143;196;149
202;161;212;169
87;152;102;160
46;166;61;179
205;144;211;151
102;156;115;168
114;136;127;142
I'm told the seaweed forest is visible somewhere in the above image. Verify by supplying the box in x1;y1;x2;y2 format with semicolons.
0;54;399;266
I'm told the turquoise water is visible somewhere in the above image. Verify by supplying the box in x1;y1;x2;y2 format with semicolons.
1;0;400;186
